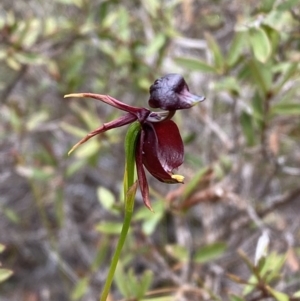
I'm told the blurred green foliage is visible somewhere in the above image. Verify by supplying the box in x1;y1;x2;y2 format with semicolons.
0;0;300;300
0;245;13;284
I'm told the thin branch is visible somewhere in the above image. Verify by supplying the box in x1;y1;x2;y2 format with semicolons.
231;186;300;231
1;65;28;103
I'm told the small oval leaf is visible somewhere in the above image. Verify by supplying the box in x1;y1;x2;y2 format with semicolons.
174;57;217;73
249;27;272;63
0;269;13;283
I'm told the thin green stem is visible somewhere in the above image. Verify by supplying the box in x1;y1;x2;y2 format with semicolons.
99;209;133;301
99;122;140;301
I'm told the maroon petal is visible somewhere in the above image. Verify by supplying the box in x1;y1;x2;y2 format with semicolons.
65;93;151;121
68;113;137;155
148;74;205;110
142;120;184;183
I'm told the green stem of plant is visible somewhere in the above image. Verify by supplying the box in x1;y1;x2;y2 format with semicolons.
99;207;134;301
99;122;140;301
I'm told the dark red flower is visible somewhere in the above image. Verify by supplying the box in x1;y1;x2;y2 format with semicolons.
65;74;205;210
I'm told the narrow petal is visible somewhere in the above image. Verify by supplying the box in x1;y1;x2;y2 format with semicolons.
68;113;137;155
135;129;153;211
65;93;149;118
142;120;184;183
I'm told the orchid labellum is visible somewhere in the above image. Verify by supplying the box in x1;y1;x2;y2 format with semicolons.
65;74;205;210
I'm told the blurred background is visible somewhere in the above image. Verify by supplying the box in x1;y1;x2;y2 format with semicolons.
0;0;300;300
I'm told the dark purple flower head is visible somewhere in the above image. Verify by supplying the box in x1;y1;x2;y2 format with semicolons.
65;74;205;210
148;73;205;110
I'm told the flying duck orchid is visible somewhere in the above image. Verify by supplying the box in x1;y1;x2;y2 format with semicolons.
65;73;205;210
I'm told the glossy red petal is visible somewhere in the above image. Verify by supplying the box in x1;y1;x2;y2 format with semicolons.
142;120;184;183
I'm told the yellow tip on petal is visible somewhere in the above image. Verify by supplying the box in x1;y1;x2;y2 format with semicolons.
67;148;74;156
67;141;81;156
146;204;155;212
171;174;185;183
64;93;85;98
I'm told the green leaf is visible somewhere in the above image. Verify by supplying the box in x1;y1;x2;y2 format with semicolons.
142;213;163;235
293;291;300;298
240;111;255;146
145;34;166;56
141;0;160;17
134;200;163;220
214;76;240;95
0;244;5;253
136;270;153;298
6;57;21;70
248;59;272;95
248;27;272;63
127;269;139;296
14;52;46;65
90;238;109;273
277;0;299;11
3;208;20;224
174;57;216;73
134;200;165;235
271;103;300;115
243;275;258;295
259;0;276;12
97;186;115;211
60;122;90;138
273;62;298;93
71;277;89;301
19;19;41;48
183;166;210;199
165;244;188;261
95;222;123;234
262;25;280;55
213;161;225;180
226;31;246;67
73;139;101;159
15;165;54;181
264;252;286;283
251;92;264;122
204;32;224;72
0;269;13;283
276;85;299;105
43;17;59;36
114;263;131;298
26;111;49;131
266;286;289;301
194;242;227;263
69;102;99;131
0;50;6;60
117;7;130;42
65;160;86;178
229;294;246;301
